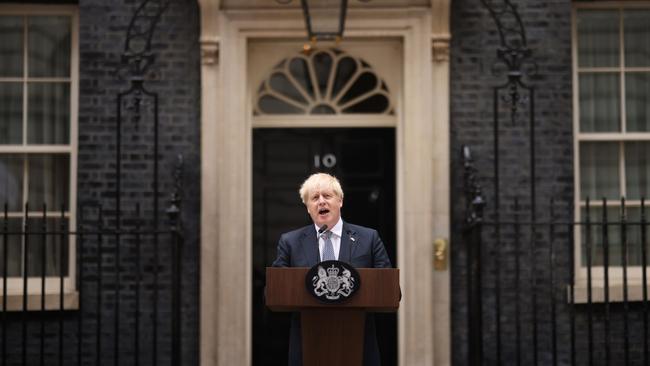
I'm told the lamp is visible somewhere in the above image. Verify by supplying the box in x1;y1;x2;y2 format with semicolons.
300;0;348;42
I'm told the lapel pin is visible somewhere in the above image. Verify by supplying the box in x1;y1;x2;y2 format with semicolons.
350;236;356;243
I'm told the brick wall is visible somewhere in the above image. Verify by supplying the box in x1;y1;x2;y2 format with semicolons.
21;0;202;364
450;1;650;365
77;0;201;363
2;0;201;363
449;0;574;364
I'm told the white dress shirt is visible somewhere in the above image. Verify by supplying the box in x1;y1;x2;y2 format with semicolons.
315;217;343;261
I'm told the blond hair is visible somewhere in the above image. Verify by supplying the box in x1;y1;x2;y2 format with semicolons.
299;173;344;204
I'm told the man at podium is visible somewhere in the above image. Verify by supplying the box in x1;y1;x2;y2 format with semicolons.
272;172;392;366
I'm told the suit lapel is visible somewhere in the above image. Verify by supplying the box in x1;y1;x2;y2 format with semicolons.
338;223;356;264
300;226;320;266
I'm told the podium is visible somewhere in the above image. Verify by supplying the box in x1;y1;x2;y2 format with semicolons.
265;267;400;366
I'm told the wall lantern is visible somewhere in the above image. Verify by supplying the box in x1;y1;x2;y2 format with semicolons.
300;0;349;42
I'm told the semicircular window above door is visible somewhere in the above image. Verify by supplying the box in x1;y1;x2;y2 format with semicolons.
254;48;394;115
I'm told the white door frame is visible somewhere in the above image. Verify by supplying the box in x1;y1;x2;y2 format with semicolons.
197;2;451;365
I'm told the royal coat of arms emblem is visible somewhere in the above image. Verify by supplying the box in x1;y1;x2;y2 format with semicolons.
305;260;360;304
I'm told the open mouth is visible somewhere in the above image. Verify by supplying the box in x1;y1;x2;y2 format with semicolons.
318;208;330;215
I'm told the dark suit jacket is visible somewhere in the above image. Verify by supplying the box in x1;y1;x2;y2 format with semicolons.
272;222;392;366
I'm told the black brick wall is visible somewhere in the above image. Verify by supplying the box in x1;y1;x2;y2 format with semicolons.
450;0;574;364
3;0;200;363
451;1;650;365
75;0;199;364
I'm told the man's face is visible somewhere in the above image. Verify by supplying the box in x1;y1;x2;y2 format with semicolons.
306;186;343;229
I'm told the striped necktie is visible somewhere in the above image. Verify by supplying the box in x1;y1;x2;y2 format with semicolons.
321;231;335;261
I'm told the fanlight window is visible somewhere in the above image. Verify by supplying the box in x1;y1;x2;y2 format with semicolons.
255;48;393;115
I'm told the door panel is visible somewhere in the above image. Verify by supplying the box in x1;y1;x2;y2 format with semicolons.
252;128;396;366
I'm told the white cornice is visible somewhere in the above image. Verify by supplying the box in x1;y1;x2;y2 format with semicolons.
198;1;221;42
430;0;450;35
198;0;221;65
430;0;451;63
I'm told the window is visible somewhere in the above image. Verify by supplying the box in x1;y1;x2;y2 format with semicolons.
0;6;77;295
254;48;393;116
573;4;650;280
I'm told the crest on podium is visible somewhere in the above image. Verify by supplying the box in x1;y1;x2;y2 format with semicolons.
305;260;361;304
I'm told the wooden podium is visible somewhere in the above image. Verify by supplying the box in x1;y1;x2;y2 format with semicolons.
265;267;400;366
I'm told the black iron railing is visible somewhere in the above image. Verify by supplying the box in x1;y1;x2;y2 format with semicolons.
0;1;184;364
0;177;183;366
465;1;650;365
464;146;650;366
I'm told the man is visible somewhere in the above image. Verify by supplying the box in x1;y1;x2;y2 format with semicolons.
272;172;392;366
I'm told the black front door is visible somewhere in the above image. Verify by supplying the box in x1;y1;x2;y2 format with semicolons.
252;127;397;366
